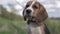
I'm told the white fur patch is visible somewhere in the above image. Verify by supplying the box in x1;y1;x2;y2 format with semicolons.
30;26;42;34
26;24;42;34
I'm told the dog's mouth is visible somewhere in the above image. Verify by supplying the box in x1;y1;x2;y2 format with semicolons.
25;14;35;20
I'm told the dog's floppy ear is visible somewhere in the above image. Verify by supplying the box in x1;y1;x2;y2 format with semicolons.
23;8;27;21
37;5;48;22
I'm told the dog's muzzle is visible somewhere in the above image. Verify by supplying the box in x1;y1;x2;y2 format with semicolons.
25;9;32;17
24;9;34;20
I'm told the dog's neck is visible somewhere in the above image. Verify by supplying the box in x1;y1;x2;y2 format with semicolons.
26;21;45;34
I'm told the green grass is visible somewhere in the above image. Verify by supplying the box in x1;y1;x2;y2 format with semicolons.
0;17;60;34
45;19;60;34
0;16;26;34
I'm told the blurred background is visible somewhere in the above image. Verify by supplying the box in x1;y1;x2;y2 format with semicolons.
0;0;60;34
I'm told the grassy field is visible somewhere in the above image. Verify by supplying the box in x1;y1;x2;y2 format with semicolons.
0;16;60;34
45;18;60;34
0;16;26;34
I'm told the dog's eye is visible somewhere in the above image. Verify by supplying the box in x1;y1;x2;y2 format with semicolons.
26;5;29;7
33;5;38;9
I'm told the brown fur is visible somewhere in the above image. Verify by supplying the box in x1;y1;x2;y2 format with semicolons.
35;5;48;25
39;22;45;34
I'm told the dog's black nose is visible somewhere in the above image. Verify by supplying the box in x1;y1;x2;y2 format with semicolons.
26;9;32;14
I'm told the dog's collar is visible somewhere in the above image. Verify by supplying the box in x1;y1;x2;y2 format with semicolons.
27;19;42;26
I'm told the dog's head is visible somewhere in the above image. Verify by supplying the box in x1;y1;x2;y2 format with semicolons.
23;1;48;22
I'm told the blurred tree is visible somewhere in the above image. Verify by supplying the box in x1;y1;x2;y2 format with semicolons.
8;3;18;14
0;5;8;17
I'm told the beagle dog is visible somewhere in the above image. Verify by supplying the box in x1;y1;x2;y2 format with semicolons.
23;0;50;34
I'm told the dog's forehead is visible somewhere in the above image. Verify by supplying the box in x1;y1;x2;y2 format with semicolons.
27;1;40;6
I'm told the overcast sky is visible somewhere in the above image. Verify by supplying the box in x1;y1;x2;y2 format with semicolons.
0;0;60;18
